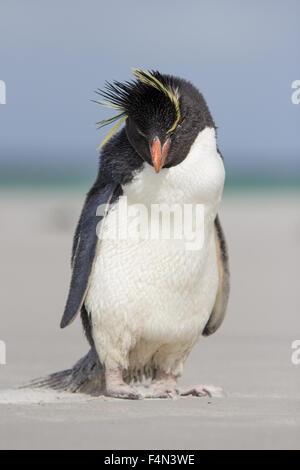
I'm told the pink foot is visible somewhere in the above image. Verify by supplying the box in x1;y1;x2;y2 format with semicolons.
105;369;143;400
142;383;178;399
142;370;177;398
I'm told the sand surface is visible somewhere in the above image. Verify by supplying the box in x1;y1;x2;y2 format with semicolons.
0;191;299;449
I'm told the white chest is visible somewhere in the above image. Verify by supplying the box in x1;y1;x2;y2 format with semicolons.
85;127;225;348
124;127;224;207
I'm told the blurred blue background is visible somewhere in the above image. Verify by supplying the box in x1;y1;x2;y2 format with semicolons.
0;0;299;190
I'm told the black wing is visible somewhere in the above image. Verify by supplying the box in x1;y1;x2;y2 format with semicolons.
60;183;122;328
202;215;230;336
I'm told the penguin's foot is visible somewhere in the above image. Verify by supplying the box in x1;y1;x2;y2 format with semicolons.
144;371;223;398
141;383;177;399
141;370;178;399
176;384;224;397
105;369;143;400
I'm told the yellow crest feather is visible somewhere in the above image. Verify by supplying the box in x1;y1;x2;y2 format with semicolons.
94;100;124;111
95;68;181;150
97;115;127;151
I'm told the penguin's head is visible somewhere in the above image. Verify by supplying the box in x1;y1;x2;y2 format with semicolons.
95;69;215;172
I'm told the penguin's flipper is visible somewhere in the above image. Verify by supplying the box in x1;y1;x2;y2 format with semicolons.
60;183;122;329
202;215;230;336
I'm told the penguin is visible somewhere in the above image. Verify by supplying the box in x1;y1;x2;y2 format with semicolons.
60;69;230;399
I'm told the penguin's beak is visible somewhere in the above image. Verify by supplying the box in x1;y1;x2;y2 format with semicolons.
150;136;171;173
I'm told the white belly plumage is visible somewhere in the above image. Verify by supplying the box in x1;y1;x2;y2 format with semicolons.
85;128;225;378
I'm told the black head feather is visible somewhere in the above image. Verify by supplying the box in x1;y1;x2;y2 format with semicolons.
95;68;215;168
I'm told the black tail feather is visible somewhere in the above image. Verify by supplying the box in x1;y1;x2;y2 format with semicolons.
21;348;105;395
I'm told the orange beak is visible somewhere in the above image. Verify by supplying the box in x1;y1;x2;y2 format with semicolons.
150;137;171;173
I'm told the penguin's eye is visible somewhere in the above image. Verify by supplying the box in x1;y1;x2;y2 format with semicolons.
137;127;147;138
177;117;185;127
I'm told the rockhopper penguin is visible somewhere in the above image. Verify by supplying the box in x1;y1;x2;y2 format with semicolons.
49;69;230;399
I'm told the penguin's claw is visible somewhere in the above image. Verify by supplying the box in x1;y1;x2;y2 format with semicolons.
105;370;145;399
176;384;224;398
140;385;178;399
138;376;179;399
106;384;144;400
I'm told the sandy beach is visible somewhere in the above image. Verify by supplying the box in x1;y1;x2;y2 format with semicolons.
0;190;299;450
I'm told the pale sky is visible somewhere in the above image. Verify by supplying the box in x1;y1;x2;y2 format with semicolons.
0;0;299;175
